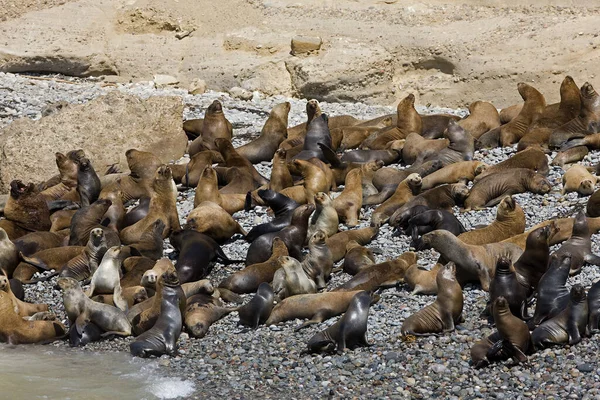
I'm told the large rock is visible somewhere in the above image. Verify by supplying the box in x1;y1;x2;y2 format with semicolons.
0;92;187;193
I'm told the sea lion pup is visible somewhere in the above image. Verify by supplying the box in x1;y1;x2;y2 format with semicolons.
334;252;417;292
186;201;246;243
401;133;449;165
215;138;269;187
278;159;329;205
99;149;162;202
458;101;501;139
265;290;375;329
125;219;165;261
188;100;232;154
391;205;431;234
401;262;463;336
404;263;443;295
120;165;181;244
130;272;186;358
69;199;118;247
39;152;79;201
236;102;290;163
388;183;469;227
420;230;523;291
587;279;600;334
420;161;487;191
532;285;589;349
293;113;332;162
0;291;65;344
332;168;363;226
246;204;314;266
551;211;600;275
4;180;51;234
477;83;546;148
238;282;275;328
464;169;551;210
529;253;571;328
307;192;338;239
184;293;237;338
458;196;525;245
307;291;373;354
371;173;422;226
272;256;317;301
219;238;288;294
553;147;589;169
512;223;557;295
562;164;597;196
86;246;128;312
361;94;422;150
326;225;379;263
339;240;375;276
58;277;131;336
337;117;393;151
474;147;549;183
170;229;238;283
488;257;529;320
302;231;333;289
69;320;103;347
60;228;108;281
245;190;299;242
417;121;475;167
406;209;466;249
549;82;600;148
75;157;101;207
131;270;182;335
194;165;245;214
178;150;224;187
0;274;48;317
0;228;18;277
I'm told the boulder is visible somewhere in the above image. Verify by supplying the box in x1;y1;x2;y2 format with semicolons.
291;36;322;55
188;79;207;95
0;91;187;193
240;61;294;96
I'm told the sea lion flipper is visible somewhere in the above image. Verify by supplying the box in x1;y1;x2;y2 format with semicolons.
584;253;600;266
295;309;333;331
567;319;583;345
19;252;52;271
502;340;528;364
318;143;345;168
74;314;89;336
485;339;505;359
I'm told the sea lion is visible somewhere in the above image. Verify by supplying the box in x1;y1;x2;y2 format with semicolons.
236;102;290;163
218;166;256;195
474;147;549;182
0;274;48;317
307;291;372;354
131;270;181;335
76;157;101;207
287;99;322;139
140;258;176;291
464;169;550;210
499;103;523;124
404;263;442;295
120;197;151;229
307;192;339;239
458;101;501;139
401;133;449;165
245;190;299;242
186;201;247;243
420;230;523;291
512;223;557;294
68;320;103;347
458;196;525;245
39;152;79;201
69;199;118;247
406;209;466;249
562;164;597;196
551;146;589;167
58;277;131;336
418;121;475;166
100;190;124;232
421;161;487;191
4;180;51;234
272;256;317;301
532;285;589;348
215;138;269;187
551;211;600;275
188;100;233;154
371;173;422;226
332;168;363;226
388;205;430;233
340;241;375;276
401;262;463;335
14;246;85;282
588;189;600;218
293;114;332;162
184;293;236;338
279;160;329;205
120;256;156;289
0;228;19;277
92;286;148;309
301;230;333;289
359;160;384;199
587;279;600;334
13;231;66;257
86;246;128;312
194;165;245;214
488;257;529;320
337;117;393;150
125;219;165;261
178;150;224;187
219;238;288;294
529;253;571;328
237;282;274;328
246;204;315;266
170;229;238;283
120;165;181;244
60;227;108;281
130;273;186;357
326;225;379;263
265;290;373;330
268;148;294;192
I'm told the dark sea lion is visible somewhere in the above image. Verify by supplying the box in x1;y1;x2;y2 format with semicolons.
76;157;101;207
529;253;571;328
68;320;103;347
130;273;186;357
236;102;290;163
562;165;597;196
421;161;487;190
170;229;239;283
588;189;600;218
474;147;549;182
587;279;600;334
332;168;363;226
131;270;181;335
287;99;322;139
464;169;550;210
101;190;124;231
458;101;501;139
219;238;288;294
512;223;557;295
551;146;589;167
388;205;430;233
215;138;269;187
307;291;372;354
245;190;299;242
404;263;442;295
458;196;525;245
551;211;600;275
293;114;332;162
188;100;232;154
401;262;463;335
237;282;274;328
69;199;117;247
9;278;24;301
302;231;333;290
326;225;379;263
488;257;529;320
187;201;246;243
407;209;466;250
184;293;236;338
4;180;51;234
245;204;314;266
340;240;375;276
60;228;108;281
532;285;589;348
120;197;151;229
340;148;401;165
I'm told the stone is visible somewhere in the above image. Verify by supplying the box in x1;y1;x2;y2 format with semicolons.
154;74;179;86
291;36;322;55
577;364;595;373
229;86;253;101
0;91;187;193
240;61;294;96
188;78;207;95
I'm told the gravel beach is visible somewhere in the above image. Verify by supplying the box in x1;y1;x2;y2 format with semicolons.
2;72;600;399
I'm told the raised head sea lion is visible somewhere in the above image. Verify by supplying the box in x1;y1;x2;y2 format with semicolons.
562;165;597;196
86;246;128;311
332;168;363;226
187;201;246;243
301;230;333;289
76;157;101;207
236;102;290;163
131;269;181;335
488;257;529;320
404;263;442;295
512;223;557;294
293;114;332;162
188;100;232;154
237;282;274;329
529;253;571;328
340;241;375;276
4;180;51;234
307;192;338;239
458;101;501;139
371;173;422;226
268;148;294;192
551;211;600;275
193;166;245;214
39;152;79;201
401;262;463;335
458;196;525;245
401;132;449;165
60;227;108;281
272;256;317;301
215;138;269;187
245;190;299;242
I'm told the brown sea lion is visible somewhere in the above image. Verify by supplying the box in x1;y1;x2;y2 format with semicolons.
14;246;85;282
401;133;449;165
187;201;247;243
551;146;589;167
120;256;156;288
307;192;338;239
178;150;224;187
4;180;51;234
193;165;245;214
360;160;384;199
371;173;422;226
458;196;525;245
464;169;551;210
215;138;268;187
13;231;67;257
0;274;48;317
69;199;118;247
188;100;232;154
499;103;523;124
60;228;108;281
301;230;333;289
279;160;329;205
326;225;379;263
562;164;597;196
401;262;463;335
39;152;79;201
474;147;549;182
92;286;148;309
102;190;125;231
588;189;600;218
332;168;363;227
337;117;393;150
125;219;165;261
236;102;290;163
503;215;600;249
184;293;236;338
421;161;487;190
0;228;19;277
458;101;501;139
404;263;443;295
339;240;375;276
269;148;294;191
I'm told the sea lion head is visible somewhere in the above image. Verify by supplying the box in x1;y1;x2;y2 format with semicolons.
154;165;173;182
274;148;287;160
531;175;551;194
420;230;442;247
579;179;595;196
0;275;8;291
89;228;105;247
201;165;217;180
67;149;86;162
314;192;332;206
57;277;79;291
406;173;422;194
55;152;79;178
497;196;517;220
570;284;587;303
207;100;223;115
451;183;470;203
9;180;35;199
493;296;510;313
474;162;488;176
77;157;93;172
443;120;466;142
399;94;416;109
160;269;180;287
495;256;512;275
440;262;456;280
133;288;149;304
307;99;320;114
581;82;598;100
517;82;533;100
271;237;288;255
309;230;327;245
273;101;291;117
104;245;122;261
